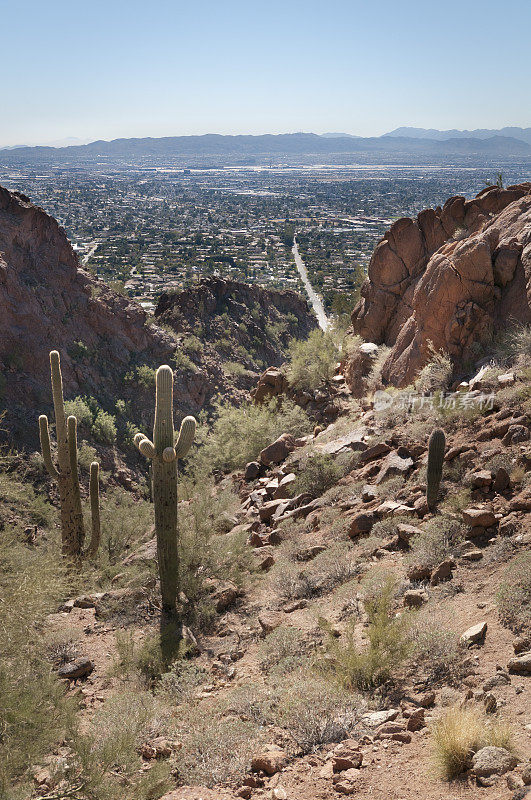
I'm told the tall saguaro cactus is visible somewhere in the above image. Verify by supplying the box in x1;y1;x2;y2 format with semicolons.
134;365;196;613
426;427;446;511
39;350;100;557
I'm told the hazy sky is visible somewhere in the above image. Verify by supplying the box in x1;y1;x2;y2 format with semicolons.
1;0;530;146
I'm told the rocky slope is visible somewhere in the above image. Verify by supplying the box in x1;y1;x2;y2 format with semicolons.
0;187;314;446
154;276;317;399
351;183;531;385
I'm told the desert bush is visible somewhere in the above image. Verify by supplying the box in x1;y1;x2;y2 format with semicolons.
92;409;117;444
258;626;306;674
414;348;453;394
277;670;363;753
194;398;311;472
497;553;531;633
0;469;55;529
98;488;152;569
365;345;391;395
64;395;94;429
409;620;464;683
324;573;411;690
125;364;157;388
271;542;359;603
290;451;345;497
431;705;513;780
175;712;260;787
0;527;76;797
492;322;531;368
286;328;340;390
407;517;464;571
73;691;173;800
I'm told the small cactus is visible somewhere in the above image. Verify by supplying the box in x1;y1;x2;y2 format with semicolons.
135;365;196;613
426;428;446;510
39;350;100;557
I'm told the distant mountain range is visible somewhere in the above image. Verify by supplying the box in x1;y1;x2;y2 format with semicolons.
1;130;530;167
383;126;531;145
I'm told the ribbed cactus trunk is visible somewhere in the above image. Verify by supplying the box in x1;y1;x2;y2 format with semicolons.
426;428;446;511
153;367;179;611
39;350;100;558
135;365;196;620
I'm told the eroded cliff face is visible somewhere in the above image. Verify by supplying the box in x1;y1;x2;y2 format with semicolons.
351;183;531;385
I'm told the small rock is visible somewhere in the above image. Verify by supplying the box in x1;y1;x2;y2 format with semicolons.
522;764;531;784
508;773;525;791
57;657;94;680
508;653;531;675
493;467;510;493
331;740;363;772
430;559;455;586
251;748;287;775
484;693;497;713
404;589;427;608
407;564;431;582
361;708;399;727
462;622;488;647
258;612;283;634
245;461;261;481
483;673;511;691
471;470;493;488
406;708;426;731
348;511;377;538
472;746;518;778
462;507;497;528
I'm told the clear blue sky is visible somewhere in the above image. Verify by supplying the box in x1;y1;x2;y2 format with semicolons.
1;0;530;146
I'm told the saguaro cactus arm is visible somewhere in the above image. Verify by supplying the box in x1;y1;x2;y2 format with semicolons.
174;416;196;458
39;414;59;479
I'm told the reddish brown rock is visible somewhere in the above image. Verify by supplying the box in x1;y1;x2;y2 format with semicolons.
351;184;531;385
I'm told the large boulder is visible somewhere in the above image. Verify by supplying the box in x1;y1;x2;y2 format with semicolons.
351;184;531;386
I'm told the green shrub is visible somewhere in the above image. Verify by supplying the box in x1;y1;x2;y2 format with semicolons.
323;573;411;690
98;488;152;568
125;364;156;388
290;451;345;497
497;553;531;633
0;527;76;797
286;329;340;390
64;395;94;429
194;398;311;472
92;410;117;444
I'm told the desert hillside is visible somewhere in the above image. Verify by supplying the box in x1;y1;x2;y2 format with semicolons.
1;184;530;800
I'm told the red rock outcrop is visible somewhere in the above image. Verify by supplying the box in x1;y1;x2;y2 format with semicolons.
351;183;531;385
0;187;207;443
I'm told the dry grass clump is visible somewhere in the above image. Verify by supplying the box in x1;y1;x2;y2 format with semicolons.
271;541;360;603
497;553;531;633
290;451;347;498
175;712;261;787
414;348;453;394
431;705;514;780
258;626;308;674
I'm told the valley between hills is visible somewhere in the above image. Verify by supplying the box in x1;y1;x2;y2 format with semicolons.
0;180;530;800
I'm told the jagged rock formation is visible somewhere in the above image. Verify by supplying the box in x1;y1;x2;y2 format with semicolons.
351;183;531;385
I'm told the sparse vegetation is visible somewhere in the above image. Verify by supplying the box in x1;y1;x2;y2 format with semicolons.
431;705;513;780
194;398;311;472
286;328;340;390
497;553;531;633
323;573;411;690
